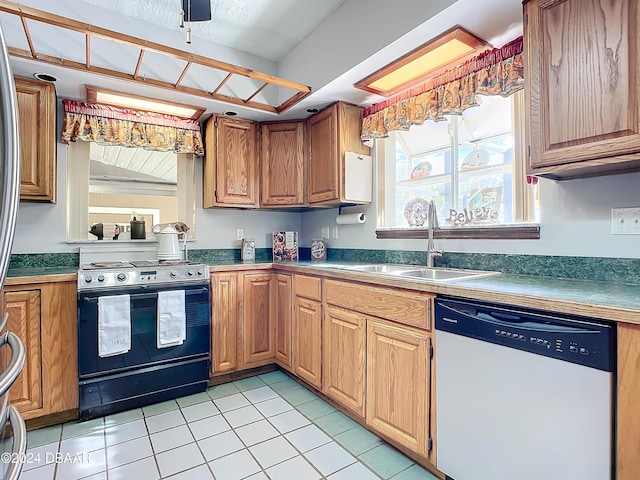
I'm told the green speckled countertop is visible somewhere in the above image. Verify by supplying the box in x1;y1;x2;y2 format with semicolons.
6;266;79;278
6;260;640;324
275;262;640;324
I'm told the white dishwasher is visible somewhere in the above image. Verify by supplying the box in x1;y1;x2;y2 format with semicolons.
435;297;615;480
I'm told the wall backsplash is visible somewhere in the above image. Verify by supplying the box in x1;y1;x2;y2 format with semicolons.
9;249;640;285
323;249;640;285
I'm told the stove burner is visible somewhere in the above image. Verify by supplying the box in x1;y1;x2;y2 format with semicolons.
130;260;196;267
85;261;133;269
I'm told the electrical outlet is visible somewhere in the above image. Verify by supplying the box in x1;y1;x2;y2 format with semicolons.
236;228;244;240
612;207;640;234
331;226;339;239
321;227;330;238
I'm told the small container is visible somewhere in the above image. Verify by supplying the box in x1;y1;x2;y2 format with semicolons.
130;217;146;240
241;238;255;262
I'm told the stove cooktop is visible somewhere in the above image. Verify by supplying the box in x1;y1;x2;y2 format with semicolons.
80;260;202;271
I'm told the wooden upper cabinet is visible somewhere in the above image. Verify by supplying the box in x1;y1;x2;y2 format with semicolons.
204;115;259;207
525;0;640;179
15;76;57;202
261;121;304;206
306;102;371;205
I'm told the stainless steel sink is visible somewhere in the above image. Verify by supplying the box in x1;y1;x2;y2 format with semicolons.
394;268;499;281
309;263;499;282
346;264;413;273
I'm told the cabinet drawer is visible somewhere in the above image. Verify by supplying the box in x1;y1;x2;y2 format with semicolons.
324;279;432;329
294;275;322;301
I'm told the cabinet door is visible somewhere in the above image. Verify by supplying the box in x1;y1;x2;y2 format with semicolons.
15;77;57;202
274;274;292;370
211;273;238;375
617;322;640;480
323;306;366;417
242;273;274;365
293;297;322;388
526;0;640;177
367;320;430;456
306;104;339;204
3;289;43;415
261;122;304;206
204;115;258;207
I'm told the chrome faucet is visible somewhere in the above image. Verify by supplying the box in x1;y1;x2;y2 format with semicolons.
426;199;443;268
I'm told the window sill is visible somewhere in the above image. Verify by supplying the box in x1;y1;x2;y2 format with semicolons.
376;224;540;240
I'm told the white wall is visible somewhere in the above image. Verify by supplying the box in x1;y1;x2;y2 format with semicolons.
300;155;640;259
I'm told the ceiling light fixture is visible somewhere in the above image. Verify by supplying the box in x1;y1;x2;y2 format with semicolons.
179;0;212;44
86;85;206;119
33;73;58;82
355;26;491;97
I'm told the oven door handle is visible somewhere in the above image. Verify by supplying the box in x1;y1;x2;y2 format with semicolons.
82;287;209;303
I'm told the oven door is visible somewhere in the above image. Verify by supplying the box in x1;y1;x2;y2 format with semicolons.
78;283;210;378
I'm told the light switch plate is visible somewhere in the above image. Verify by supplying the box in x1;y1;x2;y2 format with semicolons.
321;227;330;238
612;207;640;234
331;226;339;239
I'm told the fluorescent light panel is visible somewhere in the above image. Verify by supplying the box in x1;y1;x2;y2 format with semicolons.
86;86;205;119
355;26;490;97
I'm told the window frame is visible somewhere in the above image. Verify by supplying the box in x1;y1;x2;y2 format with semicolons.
376;90;539;240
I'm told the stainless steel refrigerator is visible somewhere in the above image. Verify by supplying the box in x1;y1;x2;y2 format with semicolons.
0;22;28;480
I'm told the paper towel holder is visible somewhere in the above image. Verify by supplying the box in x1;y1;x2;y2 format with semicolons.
336;205;367;225
338;205;357;215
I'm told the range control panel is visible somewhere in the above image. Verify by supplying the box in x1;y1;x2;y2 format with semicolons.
78;265;208;291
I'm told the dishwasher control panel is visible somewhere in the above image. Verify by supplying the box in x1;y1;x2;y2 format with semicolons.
436;298;615;372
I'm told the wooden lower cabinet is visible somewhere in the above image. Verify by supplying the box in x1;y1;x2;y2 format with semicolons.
211;273;238;375
293;296;322;388
241;273;274;367
323;306;366;417
367;319;431;457
617;322;640;480
1;280;77;420
3;289;42;414
274;274;292;370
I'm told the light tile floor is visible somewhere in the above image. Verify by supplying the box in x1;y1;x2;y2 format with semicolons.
19;371;439;480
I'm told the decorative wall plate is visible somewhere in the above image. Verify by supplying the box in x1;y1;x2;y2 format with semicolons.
410;161;432;179
310;237;327;262
404;197;431;226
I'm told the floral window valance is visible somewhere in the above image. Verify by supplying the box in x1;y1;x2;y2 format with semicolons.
361;37;524;140
61;99;204;155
